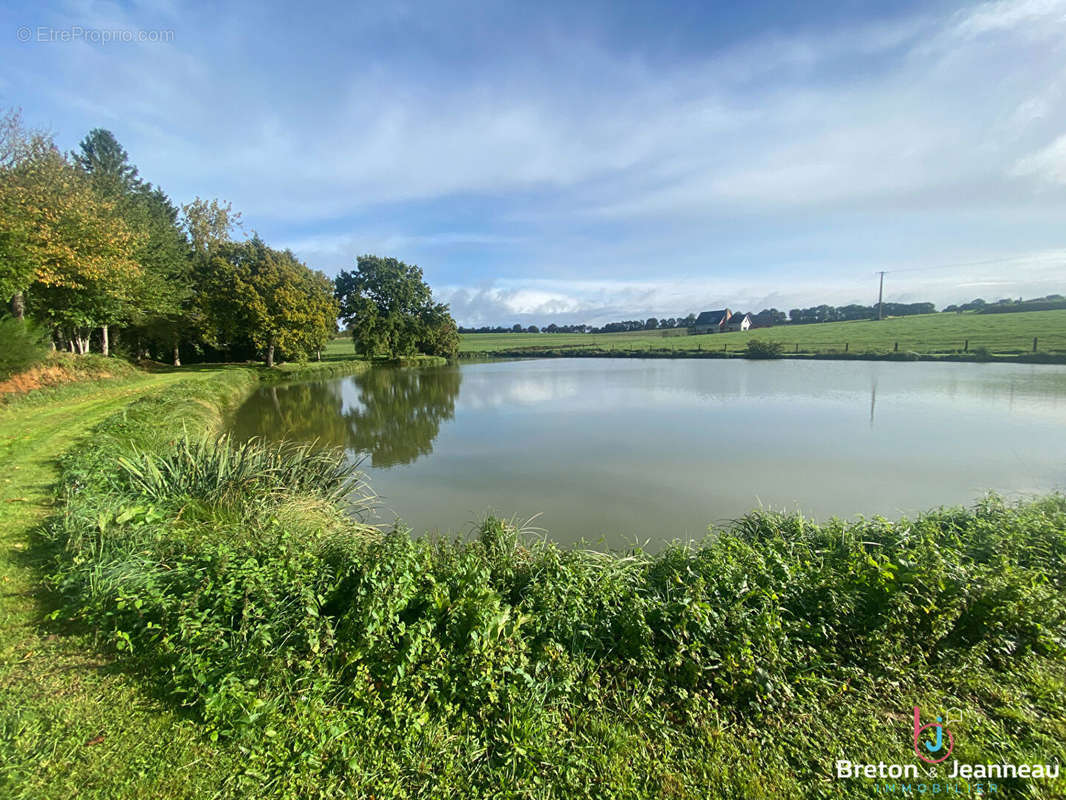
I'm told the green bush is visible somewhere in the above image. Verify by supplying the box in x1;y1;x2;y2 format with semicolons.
0;315;51;379
744;339;785;358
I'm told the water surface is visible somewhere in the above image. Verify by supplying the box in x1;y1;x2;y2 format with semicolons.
229;359;1066;548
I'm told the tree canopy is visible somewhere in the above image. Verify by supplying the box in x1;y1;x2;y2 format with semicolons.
0;109;346;367
335;255;459;359
204;237;339;366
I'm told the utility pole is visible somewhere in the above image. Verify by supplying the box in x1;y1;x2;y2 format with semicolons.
876;271;886;320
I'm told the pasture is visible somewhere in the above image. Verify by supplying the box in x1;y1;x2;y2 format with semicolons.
456;309;1066;357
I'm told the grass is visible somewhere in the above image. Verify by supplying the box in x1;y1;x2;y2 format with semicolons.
459;308;1066;358
0;368;248;799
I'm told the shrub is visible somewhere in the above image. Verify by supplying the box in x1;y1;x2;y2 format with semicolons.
0;315;50;378
744;339;784;358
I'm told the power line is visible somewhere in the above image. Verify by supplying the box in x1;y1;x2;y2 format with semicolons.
880;253;1064;275
872;252;1065;317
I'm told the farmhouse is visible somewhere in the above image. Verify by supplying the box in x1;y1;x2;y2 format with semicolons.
724;312;751;332
691;309;731;334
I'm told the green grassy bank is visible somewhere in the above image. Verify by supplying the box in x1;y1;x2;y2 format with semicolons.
0;358;371;799
7;363;1063;798
460;309;1066;360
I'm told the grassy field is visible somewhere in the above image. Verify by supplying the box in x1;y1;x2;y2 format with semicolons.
459;309;1066;357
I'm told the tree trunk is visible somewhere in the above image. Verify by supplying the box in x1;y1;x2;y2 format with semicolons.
265;338;276;368
172;340;181;367
101;324;109;357
316;348;322;361
10;292;25;321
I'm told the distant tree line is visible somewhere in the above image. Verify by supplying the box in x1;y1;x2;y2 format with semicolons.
0;109;459;365
945;295;1066;314
786;302;935;324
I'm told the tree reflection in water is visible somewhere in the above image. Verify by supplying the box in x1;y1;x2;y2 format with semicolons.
343;366;461;467
229;366;462;468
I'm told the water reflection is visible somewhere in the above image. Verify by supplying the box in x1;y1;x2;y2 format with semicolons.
343;366;462;467
230;365;462;467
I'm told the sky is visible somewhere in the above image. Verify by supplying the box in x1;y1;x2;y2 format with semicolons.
3;0;1066;326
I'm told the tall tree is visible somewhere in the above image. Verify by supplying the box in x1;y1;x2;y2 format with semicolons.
73;128;142;196
335;255;458;359
2;137;141;349
74;129;190;356
205;237;338;367
0;109;55;319
182;197;242;265
125;187;193;362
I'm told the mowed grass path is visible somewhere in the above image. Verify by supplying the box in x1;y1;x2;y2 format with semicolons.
0;372;239;799
459;308;1066;356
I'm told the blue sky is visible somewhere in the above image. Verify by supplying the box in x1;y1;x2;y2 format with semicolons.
3;0;1066;325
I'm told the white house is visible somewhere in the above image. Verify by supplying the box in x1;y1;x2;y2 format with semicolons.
723;312;751;332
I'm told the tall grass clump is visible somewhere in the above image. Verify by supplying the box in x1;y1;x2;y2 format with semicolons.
114;435;370;508
44;372;1066;798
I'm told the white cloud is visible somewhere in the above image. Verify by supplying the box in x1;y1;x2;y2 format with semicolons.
951;0;1066;38
1012;134;1066;184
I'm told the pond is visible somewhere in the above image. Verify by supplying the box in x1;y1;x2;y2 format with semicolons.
228;358;1066;548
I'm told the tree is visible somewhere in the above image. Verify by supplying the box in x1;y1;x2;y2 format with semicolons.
291;268;340;361
645;317;658;330
180;197;244;364
73;128;142;195
74;129;190;357
182;197;242;265
417;302;460;359
2;135;141;349
334;255;458;360
0;109;53;319
124;187;194;362
205;237;339;367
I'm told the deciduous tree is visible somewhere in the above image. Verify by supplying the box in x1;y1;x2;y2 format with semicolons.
335;255;458;359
